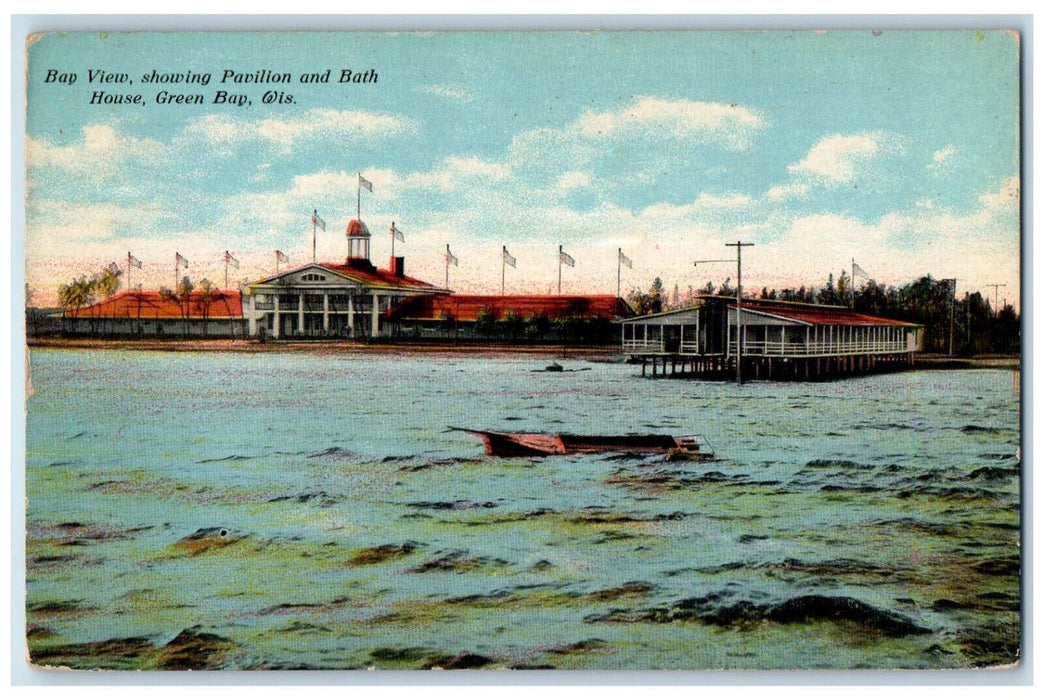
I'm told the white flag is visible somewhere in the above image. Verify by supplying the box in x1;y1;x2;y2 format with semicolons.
276;250;290;264
853;261;869;278
358;174;373;192
446;246;459;267
391;223;405;242
312;212;326;231
503;246;516;268
619;249;632;269
559;249;575;267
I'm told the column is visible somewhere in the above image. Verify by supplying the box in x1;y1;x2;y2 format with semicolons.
348;293;355;336
247;296;257;336
297;293;305;334
323;293;330;332
371;291;379;338
272;294;281;339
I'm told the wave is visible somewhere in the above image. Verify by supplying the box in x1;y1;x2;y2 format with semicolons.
589;591;930;637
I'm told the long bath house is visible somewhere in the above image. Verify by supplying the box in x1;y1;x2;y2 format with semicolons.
620;296;924;381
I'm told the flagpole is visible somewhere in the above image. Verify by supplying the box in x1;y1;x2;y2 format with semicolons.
445;244;450;290
502;246;506;297
357;173;361;220
127;252;132;291
276;251;281;274
558;245;562;295
617;248;622;299
313;209;318;263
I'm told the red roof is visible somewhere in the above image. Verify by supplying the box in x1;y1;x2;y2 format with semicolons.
346;219;370;237
387;294;635;322
737;300;917;327
320;261;439;291
64;290;243;319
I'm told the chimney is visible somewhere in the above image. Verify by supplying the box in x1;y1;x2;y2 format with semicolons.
390;256;405;278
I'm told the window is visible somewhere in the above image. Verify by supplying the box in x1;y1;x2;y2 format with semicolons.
301;273;327;282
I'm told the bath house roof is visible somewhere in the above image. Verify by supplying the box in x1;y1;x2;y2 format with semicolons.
620;296;921;328
62;290;243;320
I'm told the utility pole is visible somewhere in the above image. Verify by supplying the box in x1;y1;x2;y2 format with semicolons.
945;278;957;356
986;283;1006;317
726;241;755;384
695;241;753;385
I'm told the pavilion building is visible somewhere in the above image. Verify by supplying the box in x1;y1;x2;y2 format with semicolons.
241;219;446;339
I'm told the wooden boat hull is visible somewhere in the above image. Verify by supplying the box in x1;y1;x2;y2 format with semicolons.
452;428;712;459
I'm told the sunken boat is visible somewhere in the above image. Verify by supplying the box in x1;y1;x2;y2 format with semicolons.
451;427;713;460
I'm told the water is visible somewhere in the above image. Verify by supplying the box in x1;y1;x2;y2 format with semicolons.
24;348;1021;670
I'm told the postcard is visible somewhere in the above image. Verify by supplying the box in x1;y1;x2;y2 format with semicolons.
21;28;1021;673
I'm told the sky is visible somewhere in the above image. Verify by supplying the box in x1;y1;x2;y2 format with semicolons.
23;30;1021;309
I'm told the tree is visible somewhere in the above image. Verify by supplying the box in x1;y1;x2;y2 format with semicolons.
198;279;215;338
475;307;498;337
817;273;837;306
649;277;664;314
499;310;525;340
57;275;97;335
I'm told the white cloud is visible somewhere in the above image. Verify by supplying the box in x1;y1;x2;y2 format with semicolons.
754;177;1020;303
694;192;751;209
507;97;765;177
26;125;166;181
764;182;810;203
26;199;170;249
787;132;891;183
933;145;955;164
575;97;764;148
182;108;416;153
555;171;592;192
978;175;1020;212
417;84;473;102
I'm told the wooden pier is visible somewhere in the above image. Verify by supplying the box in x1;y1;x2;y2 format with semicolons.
634;351;916;381
620;297;923;382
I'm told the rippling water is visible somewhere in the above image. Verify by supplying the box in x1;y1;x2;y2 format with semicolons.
24;348;1021;670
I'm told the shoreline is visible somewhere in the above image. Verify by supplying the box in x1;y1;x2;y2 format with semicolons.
24;337;623;360
23;338;1020;369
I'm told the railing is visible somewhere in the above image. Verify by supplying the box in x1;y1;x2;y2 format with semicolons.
623;339;664;352
729;340;910;356
623;339;703;354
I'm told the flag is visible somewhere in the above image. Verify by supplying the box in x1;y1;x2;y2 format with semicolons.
853;261;869;278
224;250;240;269
176;252;189;268
312;212;326;231
446;246;459;266
391;223;405;242
619;249;632;269
358;174;373;192
503;246;516;268
128;252;142;269
559;249;575;267
276;250;289;264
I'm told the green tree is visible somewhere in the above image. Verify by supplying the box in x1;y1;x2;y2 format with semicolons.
474;307;498;337
198;278;215;337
